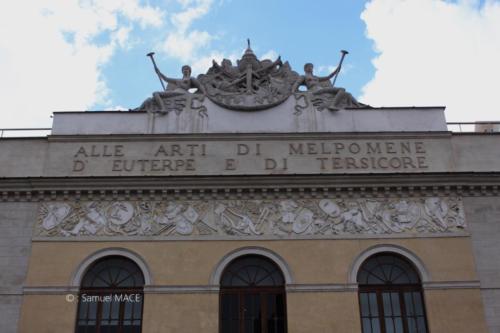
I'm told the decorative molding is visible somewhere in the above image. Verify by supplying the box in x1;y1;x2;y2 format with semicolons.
286;283;358;293
423;280;481;290
23;286;79;295
35;197;466;239
0;292;24;296
349;244;431;284
31;232;470;242
70;248;153;287
144;285;219;294
210;247;294;285
22;280;481;295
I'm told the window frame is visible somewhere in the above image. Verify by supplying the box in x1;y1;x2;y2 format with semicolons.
219;255;288;333
75;256;145;333
357;253;429;333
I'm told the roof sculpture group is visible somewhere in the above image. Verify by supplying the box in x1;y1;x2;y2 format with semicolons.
136;41;367;113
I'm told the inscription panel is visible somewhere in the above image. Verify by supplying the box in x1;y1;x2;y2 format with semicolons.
36;197;466;239
45;137;453;176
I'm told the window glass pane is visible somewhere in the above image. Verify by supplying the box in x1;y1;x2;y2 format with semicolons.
276;293;285;318
371;319;381;333
266;293;286;333
394;317;404;333
124;299;133;319
82;323;96;332
75;326;86;333
277;318;285;333
244;318;261;333
360;293;370;316
244;293;261;322
405;292;415;316
88;301;97;320
108;266;121;285
385;318;395;333
367;267;387;284
221;294;239;319
407;317;417;333
394;269;408;284
78;302;88;323
391;292;401;316
229;271;251;286
267;294;276;321
362;318;372;333
381;264;393;281
413;292;424;316
383;293;392;316
358;270;369;284
133;297;142;320
417;317;427;333
115;268;129;284
369;293;378;316
111;299;120;320
101;300;111;323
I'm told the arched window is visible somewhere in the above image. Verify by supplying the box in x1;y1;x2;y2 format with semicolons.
220;255;287;333
75;256;145;333
357;253;428;333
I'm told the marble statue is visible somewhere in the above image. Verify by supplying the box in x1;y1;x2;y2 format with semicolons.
136;65;206;114
292;63;340;92
135;42;369;113
293;62;366;111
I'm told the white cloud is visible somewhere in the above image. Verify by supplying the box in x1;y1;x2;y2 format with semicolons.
159;1;280;76
105;105;129;111
260;50;279;61
163;30;213;61
171;0;213;33
160;0;217;67
0;0;164;128
360;0;500;121
190;51;240;75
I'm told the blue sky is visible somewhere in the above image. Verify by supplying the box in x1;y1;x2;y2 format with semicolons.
1;0;499;128
102;0;375;110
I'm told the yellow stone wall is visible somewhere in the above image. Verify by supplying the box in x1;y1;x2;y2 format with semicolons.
18;237;488;333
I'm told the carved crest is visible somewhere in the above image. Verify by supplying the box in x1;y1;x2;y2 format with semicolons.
198;44;299;111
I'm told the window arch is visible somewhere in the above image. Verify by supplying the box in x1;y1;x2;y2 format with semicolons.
75;256;144;333
357;253;428;333
220;255;287;333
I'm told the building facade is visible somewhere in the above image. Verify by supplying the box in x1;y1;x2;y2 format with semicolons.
1;49;499;332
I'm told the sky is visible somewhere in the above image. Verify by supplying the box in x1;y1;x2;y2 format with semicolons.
0;0;499;129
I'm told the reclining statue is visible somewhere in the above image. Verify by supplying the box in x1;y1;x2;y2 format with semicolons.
292;63;366;111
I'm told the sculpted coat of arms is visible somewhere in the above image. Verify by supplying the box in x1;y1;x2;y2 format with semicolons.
136;40;367;113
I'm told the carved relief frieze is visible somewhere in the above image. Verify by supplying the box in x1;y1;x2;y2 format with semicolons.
36;196;466;239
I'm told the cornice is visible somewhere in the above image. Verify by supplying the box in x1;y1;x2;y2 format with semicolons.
45;131;452;142
0;173;499;202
